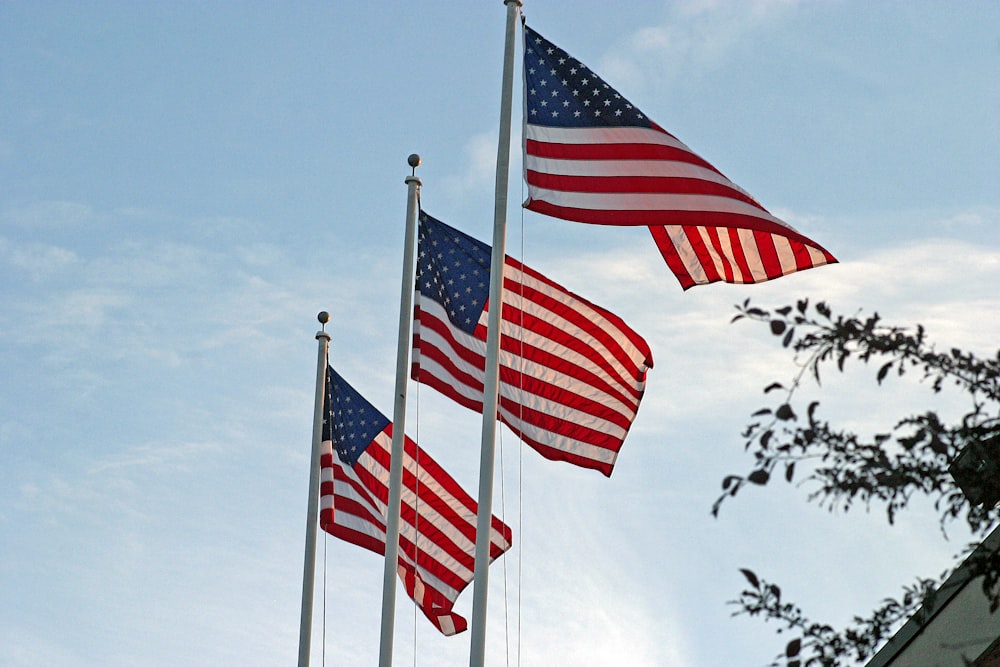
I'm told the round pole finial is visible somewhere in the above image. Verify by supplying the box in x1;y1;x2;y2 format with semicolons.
317;311;330;327
407;154;422;177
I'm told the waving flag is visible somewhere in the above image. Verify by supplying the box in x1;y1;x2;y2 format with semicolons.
522;23;836;290
319;365;512;636
412;210;653;477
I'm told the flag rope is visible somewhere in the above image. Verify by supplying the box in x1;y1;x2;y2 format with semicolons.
322;530;327;667
411;380;421;667
516;178;526;667
498;414;510;667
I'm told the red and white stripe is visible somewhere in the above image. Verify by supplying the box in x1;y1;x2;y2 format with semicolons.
320;425;512;636
524;124;837;289
413;256;653;477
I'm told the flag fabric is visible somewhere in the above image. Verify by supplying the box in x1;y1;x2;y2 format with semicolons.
521;23;837;290
412;210;653;477
319;365;512;636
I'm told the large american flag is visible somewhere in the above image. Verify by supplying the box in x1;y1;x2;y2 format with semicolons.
522;24;837;290
411;211;653;477
319;365;512;636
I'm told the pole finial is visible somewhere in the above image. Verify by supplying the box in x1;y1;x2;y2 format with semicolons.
407;153;421;176
317;311;330;330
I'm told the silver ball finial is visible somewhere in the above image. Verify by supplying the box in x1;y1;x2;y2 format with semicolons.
317;311;330;325
407;154;422;176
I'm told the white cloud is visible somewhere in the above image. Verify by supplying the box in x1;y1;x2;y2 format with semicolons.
1;200;101;228
597;0;800;97
443;130;500;198
0;237;79;280
934;206;998;230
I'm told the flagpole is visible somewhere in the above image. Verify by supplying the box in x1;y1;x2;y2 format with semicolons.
469;3;520;666
377;154;423;667
298;311;332;667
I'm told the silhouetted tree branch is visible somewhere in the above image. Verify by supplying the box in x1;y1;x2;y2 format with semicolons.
716;298;1000;666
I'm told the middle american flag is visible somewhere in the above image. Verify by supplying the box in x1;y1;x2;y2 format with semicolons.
522;23;837;290
412;210;653;477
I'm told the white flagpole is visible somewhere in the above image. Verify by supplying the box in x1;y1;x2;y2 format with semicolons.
378;154;423;667
469;3;520;666
298;311;332;667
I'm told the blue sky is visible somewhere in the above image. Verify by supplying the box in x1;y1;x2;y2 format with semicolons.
2;1;998;665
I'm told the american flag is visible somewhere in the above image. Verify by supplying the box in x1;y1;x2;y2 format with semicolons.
522;24;837;290
319;365;512;636
411;210;653;477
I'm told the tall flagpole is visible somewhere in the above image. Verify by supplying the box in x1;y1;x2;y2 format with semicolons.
469;3;521;666
378;154;423;667
298;311;332;667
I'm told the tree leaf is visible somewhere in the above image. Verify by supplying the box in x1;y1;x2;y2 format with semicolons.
782;327;795;348
775;404;796;421
786;638;801;657
877;361;892;384
739;568;760;589
748;469;770;485
770;320;787;335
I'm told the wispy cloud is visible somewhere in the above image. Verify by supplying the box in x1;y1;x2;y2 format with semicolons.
598;0;800;97
442;130;499;199
1;200;102;228
0;237;79;280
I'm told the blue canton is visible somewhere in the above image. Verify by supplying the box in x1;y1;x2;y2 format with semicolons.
523;24;653;130
324;366;390;467
416;211;492;335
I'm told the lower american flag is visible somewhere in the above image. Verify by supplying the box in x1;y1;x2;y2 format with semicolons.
319;365;512;636
412;210;653;477
521;23;837;290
